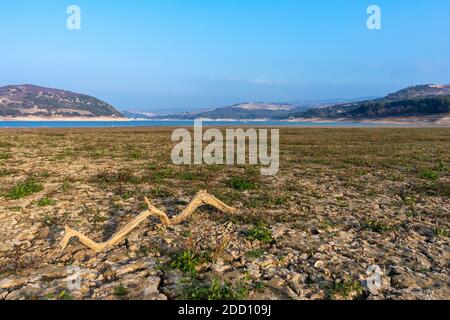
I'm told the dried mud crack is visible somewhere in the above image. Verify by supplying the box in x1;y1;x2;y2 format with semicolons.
0;127;449;300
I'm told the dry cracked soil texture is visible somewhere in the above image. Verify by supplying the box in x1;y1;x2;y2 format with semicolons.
0;127;449;300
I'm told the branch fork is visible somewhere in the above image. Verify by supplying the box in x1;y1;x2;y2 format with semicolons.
59;190;237;253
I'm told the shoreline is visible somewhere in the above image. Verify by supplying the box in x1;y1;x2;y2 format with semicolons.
0;116;130;122
0;116;449;127
287;115;450;126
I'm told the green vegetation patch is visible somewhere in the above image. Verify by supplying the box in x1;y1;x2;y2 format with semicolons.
421;169;439;180
170;250;203;275
327;279;364;300
414;181;450;198
245;222;273;244
42;214;59;227
360;220;393;234
227;176;257;191
435;228;449;238
114;284;128;297
246;248;265;259
181;278;248;300
6;177;43;200
37;197;56;207
0;152;11;160
0;169;14;177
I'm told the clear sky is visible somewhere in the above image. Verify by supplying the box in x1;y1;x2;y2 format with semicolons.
1;0;450;111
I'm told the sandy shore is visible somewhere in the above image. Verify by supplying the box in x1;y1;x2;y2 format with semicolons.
0;116;129;121
1;115;449;126
288;115;450;126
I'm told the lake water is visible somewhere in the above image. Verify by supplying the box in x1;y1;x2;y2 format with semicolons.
0;120;394;129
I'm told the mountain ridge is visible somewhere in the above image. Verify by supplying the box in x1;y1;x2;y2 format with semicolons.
2;83;449;122
126;84;450;121
284;84;450;120
0;84;124;119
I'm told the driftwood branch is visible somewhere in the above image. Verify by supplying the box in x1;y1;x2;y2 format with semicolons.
59;190;237;253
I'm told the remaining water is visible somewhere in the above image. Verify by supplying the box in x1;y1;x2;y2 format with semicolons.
0;120;395;129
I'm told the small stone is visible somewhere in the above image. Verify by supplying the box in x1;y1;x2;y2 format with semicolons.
245;262;261;278
37;227;50;239
115;260;148;277
128;231;141;243
268;276;285;287
136;276;167;300
288;273;306;295
256;256;275;268
163;271;183;286
299;253;309;261
272;225;286;238
416;227;435;238
0;277;29;291
0;289;8;300
211;258;231;273
102;269;116;282
314;261;325;269
38;266;68;281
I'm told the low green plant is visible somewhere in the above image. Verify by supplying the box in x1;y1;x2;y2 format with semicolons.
328;280;364;300
179;171;198;181
150;186;174;198
421;169;439;180
42;214;58;227
181;278;248;300
7;177;43;200
0;141;13;148
275;195;288;205
0;152;11;160
435;228;449;238
252;281;266;290
37;197;56;207
170;250;202;275
227;176;257;191
361;220;392;234
138;245;149;257
154;168;175;180
401;194;417;206
93;169;140;185
114;284;128;297
246;249;265;259
406;211;419;218
181;229;192;238
245;222;273;244
61;178;72;192
129;149;143;160
0;169;13;177
415;181;450;198
58;290;74;300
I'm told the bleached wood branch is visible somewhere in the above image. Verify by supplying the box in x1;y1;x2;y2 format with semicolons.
59;190;237;253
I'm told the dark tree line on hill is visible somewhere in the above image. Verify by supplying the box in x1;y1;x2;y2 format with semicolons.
280;96;450;119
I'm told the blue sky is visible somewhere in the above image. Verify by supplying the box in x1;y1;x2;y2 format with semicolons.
1;0;450;111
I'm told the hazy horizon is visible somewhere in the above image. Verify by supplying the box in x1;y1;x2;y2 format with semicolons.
1;1;450;112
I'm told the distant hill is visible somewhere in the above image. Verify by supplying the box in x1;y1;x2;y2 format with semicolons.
283;84;450;120
129;102;321;120
125;86;450;121
385;84;450;100
124;103;297;120
0;84;124;119
183;102;298;120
